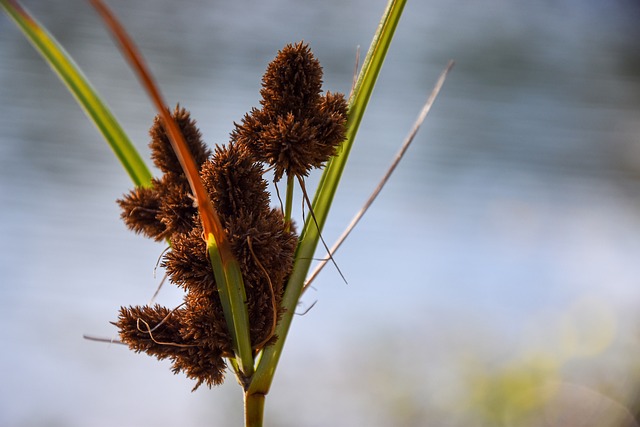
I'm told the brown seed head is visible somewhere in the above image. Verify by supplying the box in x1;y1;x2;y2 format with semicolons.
117;181;165;240
234;42;348;181
149;105;211;176
200;142;270;219
116;303;229;390
260;42;323;117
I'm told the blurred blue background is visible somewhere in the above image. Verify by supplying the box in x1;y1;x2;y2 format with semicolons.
2;1;640;426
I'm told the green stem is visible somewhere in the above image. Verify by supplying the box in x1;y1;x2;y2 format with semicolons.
247;0;407;398
283;174;295;232
244;391;265;427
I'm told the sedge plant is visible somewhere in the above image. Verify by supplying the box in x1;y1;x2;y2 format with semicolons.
1;0;450;425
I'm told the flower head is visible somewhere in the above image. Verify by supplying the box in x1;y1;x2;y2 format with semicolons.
233;42;348;181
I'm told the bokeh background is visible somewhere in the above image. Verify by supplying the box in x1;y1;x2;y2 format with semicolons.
2;1;640;426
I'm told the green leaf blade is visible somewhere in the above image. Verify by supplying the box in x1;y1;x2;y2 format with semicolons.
0;0;153;187
207;234;254;377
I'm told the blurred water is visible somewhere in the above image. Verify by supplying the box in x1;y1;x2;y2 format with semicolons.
2;0;640;426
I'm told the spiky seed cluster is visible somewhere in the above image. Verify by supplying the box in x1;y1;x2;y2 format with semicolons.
233;42;349;181
114;42;345;390
116;109;297;389
116;305;229;388
118;106;210;241
149;107;212;177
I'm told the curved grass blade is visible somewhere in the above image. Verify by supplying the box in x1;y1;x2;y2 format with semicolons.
0;0;152;188
248;0;408;396
88;0;253;376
